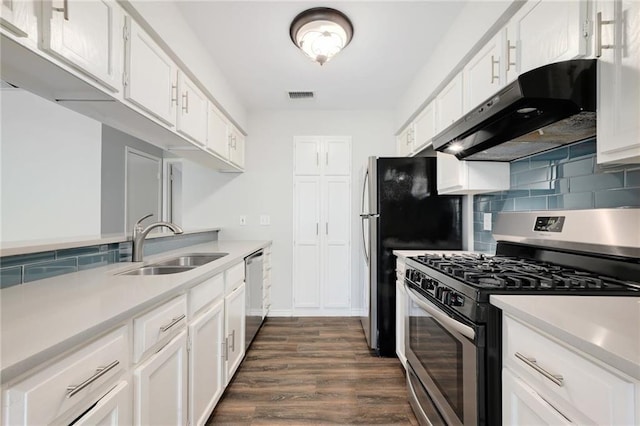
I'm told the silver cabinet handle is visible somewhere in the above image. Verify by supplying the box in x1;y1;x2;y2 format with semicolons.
66;360;119;398
515;352;564;387
596;12;615;58
181;91;189;113
171;83;178;106
316;150;319;166
53;0;69;21
316;222;319;235
490;55;499;83
159;314;185;333
230;330;236;352
506;40;516;71
325;222;328;235
224;338;229;361
325;151;329;165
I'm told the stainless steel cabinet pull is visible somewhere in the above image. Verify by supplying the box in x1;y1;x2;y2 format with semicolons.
159;314;185;333
224;338;229;360
230;330;236;352
325;222;328;235
316;222;319;235
316;151;319;166
596;12;615;57
53;0;69;21
325;151;329;165
490;55;499;83
171;83;178;106
515;352;564;386
66;360;119;398
506;40;516;71
182;92;189;113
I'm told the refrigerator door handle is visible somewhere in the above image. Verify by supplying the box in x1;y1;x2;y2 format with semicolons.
361;169;371;265
359;213;380;218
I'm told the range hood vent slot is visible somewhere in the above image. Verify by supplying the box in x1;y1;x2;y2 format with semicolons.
288;91;315;100
430;59;597;162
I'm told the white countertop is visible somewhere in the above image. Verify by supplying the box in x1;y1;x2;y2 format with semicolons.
0;239;269;384
491;295;640;380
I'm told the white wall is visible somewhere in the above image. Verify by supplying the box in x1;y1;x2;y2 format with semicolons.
0;89;102;243
180;110;395;315
396;1;514;129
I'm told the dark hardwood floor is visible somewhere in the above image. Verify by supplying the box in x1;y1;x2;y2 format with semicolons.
206;317;419;425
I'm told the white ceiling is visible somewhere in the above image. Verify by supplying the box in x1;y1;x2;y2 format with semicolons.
175;1;467;112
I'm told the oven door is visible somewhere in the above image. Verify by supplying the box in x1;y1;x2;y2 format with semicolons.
405;283;480;426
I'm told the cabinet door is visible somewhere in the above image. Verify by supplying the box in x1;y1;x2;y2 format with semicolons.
42;0;122;91
413;101;436;151
395;280;407;368
596;0;640;164
293;176;321;308
228;126;245;169
464;32;503;113
502;368;572;426
323;177;351;308
124;17;177;126
436;72;463;133
1;0;32;38
207;103;229;160
74;381;132;426
176;72;208;145
225;282;246;381
516;0;588;74
436;152;463;193
396;126;413;157
324;137;351;175
134;331;188;426
189;299;225;426
294;137;321;175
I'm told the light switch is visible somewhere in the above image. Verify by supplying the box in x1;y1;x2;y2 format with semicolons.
260;215;270;226
483;213;492;231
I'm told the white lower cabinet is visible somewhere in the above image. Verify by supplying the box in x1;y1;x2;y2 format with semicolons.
73;381;132;426
502;314;637;426
133;330;188;426
188;299;225;426
225;282;246;381
395;258;407;368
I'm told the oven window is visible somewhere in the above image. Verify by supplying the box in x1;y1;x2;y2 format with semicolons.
409;303;464;420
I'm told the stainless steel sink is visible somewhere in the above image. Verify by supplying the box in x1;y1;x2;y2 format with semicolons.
121;266;195;276
152;253;228;267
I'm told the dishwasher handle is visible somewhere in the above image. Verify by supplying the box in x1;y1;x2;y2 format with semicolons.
246;250;264;265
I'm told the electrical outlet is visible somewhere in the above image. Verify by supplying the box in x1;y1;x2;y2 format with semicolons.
260;215;270;226
483;213;492;231
239;215;247;226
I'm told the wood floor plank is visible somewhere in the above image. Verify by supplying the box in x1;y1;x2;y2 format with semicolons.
206;317;417;425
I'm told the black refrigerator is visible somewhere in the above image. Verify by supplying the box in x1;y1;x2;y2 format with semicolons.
360;156;463;356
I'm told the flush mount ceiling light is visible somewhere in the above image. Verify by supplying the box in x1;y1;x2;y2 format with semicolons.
290;7;354;66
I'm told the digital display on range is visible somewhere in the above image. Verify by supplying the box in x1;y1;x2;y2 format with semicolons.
534;216;565;232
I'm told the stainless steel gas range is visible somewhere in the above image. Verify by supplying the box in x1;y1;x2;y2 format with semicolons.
404;209;640;426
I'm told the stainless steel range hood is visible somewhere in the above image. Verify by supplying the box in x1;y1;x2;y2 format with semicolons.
431;59;597;161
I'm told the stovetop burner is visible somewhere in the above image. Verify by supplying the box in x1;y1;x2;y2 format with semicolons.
411;253;640;292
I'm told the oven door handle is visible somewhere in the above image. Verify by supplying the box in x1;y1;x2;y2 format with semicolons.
406;285;476;341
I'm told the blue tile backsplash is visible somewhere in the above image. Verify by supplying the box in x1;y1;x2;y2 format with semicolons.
0;230;218;289
474;139;640;253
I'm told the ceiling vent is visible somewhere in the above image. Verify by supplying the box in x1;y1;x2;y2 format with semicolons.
288;91;315;100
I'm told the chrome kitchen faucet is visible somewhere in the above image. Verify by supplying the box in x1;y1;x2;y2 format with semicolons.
131;213;184;262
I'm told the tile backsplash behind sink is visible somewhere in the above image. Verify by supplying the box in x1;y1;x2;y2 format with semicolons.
474;139;640;253
0;231;218;289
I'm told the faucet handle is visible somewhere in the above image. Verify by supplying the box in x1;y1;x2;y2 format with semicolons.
134;213;154;232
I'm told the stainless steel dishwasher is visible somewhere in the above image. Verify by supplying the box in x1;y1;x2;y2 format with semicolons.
245;249;264;349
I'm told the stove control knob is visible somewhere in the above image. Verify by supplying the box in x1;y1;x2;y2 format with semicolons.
441;289;451;304
435;286;444;300
449;292;464;307
424;278;435;290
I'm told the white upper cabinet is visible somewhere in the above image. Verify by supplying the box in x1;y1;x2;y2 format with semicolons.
207;102;229;160
413;100;436;152
294;136;350;176
436;72;464;133
42;0;122;92
176;71;208;145
228;124;245;169
596;0;640;164
124;16;177;127
512;0;589;75
1;0;36;39
463;32;503;113
396;125;414;157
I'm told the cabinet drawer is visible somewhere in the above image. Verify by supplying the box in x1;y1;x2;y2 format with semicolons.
189;273;224;317
503;315;635;425
134;295;187;363
4;326;128;425
225;261;245;292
